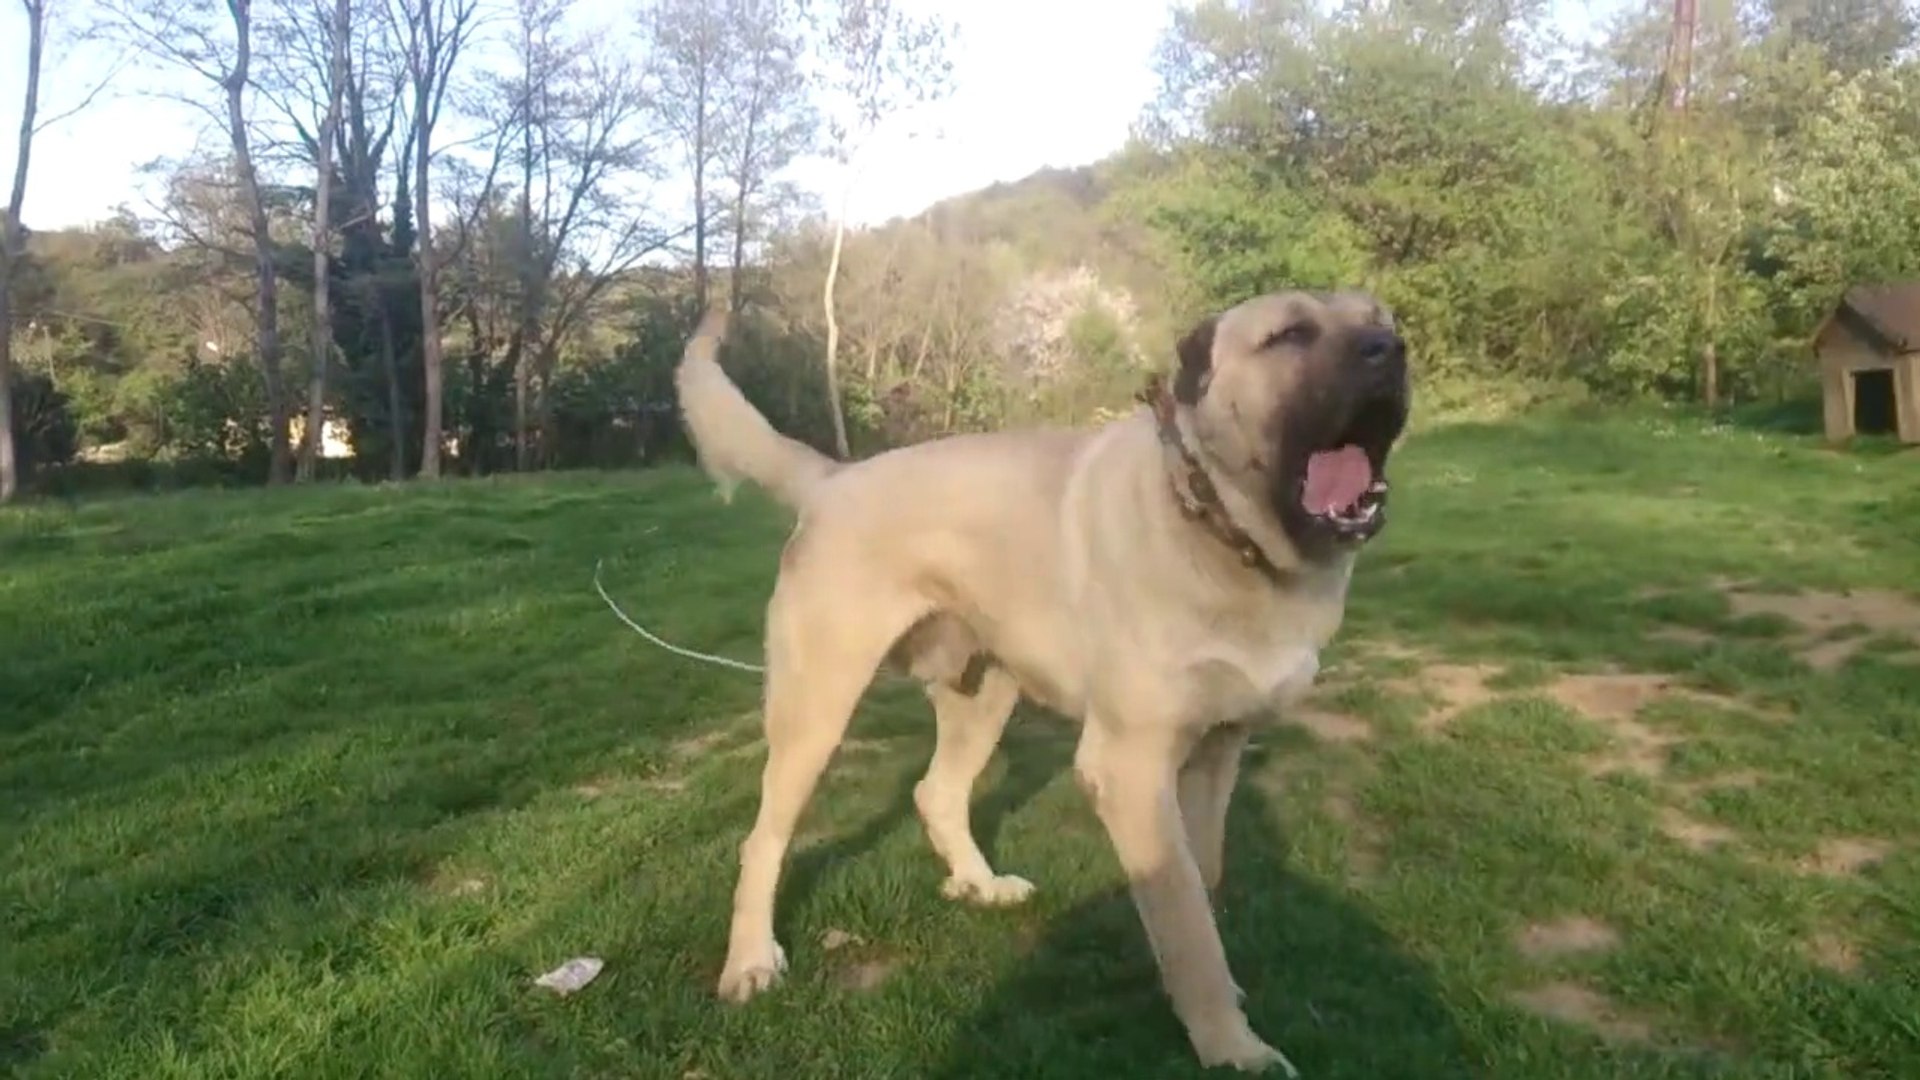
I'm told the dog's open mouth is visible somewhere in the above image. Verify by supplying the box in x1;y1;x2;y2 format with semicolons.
1298;394;1401;541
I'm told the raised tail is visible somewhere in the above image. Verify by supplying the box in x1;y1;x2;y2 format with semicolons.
674;308;839;510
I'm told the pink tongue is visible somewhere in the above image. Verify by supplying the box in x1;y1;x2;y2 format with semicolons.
1303;446;1373;515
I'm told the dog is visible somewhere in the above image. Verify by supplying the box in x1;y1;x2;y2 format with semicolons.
672;289;1411;1074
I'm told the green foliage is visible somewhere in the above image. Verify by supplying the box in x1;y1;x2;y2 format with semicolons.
7;371;79;475
1117;0;1920;412
1111;152;1371;318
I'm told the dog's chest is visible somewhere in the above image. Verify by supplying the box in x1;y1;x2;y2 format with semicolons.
1180;634;1323;726
1167;592;1341;725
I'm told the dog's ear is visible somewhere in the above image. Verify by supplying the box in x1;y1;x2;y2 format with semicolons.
1172;315;1217;405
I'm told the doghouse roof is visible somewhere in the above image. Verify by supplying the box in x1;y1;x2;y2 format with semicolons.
1821;282;1920;355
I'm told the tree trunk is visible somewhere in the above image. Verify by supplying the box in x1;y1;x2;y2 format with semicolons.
299;0;352;482
0;287;16;503
692;82;709;314
414;21;444;479
728;183;750;316
533;338;558;470
1703;266;1720;411
458;287;491;476
509;331;530;470
224;0;291;485
376;298;406;480
820;181;852;459
727;96;759;316
0;1;43;503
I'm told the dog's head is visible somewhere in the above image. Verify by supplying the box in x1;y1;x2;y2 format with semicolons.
1172;289;1411;564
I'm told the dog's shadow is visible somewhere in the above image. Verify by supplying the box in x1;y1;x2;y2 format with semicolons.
923;735;1481;1080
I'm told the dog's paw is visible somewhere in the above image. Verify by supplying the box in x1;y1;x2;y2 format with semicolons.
1191;1019;1299;1076
940;873;1035;907
716;940;787;1003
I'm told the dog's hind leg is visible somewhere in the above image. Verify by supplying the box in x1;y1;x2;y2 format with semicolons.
715;579;922;1004
916;666;1033;906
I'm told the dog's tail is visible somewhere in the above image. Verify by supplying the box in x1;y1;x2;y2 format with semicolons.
674;308;839;510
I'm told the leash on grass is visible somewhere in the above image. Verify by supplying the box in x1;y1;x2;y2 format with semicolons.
592;558;768;676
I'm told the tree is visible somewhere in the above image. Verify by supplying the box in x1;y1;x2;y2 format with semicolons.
391;0;486;478
717;0;814;316
110;0;298;484
643;0;728;314
495;0;670;469
1;0;49;501
292;0;353;480
811;0;954;457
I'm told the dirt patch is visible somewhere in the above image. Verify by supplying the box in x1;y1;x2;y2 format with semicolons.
577;773;686;797
1515;916;1621;960
1391;662;1502;733
821;928;864;952
1580;717;1684;780
1719;583;1920;672
1801;930;1863;975
1548;673;1771;780
1549;673;1676;722
422;868;489;897
1659;807;1739;852
1671;770;1769;799
1321;784;1386;882
1795;837;1893;878
837;737;895;755
1652;626;1715;648
1509;982;1654;1043
1287;706;1375;744
671;729;735;759
836;958;894;992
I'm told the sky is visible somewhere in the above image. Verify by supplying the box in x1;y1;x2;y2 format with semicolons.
0;0;1632;235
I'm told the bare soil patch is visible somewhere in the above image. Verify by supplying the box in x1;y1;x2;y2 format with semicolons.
1651;626;1715;648
1670;769;1769;799
1719;582;1920;672
1658;807;1739;852
1287;706;1376;743
1509;981;1654;1043
1320;783;1386;882
1800;930;1863;975
1515;916;1622;960
1795;837;1894;878
821;928;864;952
671;729;735;759
1392;662;1502;733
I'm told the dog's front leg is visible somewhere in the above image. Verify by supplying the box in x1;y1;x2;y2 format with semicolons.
1179;721;1251;898
1078;722;1297;1076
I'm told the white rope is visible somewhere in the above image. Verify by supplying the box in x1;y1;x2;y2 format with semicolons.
592;558;767;676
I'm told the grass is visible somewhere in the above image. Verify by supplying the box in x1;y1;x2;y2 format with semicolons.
3;409;1919;1079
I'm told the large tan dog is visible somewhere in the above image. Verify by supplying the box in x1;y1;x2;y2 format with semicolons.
673;289;1410;1074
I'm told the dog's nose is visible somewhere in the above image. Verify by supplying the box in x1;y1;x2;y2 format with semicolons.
1354;327;1405;366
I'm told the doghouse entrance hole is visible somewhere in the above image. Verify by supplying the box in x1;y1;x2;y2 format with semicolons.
1852;369;1896;435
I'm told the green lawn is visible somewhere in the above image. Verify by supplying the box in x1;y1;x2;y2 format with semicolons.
4;410;1919;1079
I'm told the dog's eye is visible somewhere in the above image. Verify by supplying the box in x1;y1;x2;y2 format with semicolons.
1263;322;1318;350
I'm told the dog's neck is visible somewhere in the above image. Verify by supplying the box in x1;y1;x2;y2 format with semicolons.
1138;375;1292;585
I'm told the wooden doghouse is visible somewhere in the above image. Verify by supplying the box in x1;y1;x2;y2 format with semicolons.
1814;282;1920;444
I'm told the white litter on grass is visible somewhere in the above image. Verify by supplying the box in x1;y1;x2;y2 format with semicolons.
533;957;605;996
